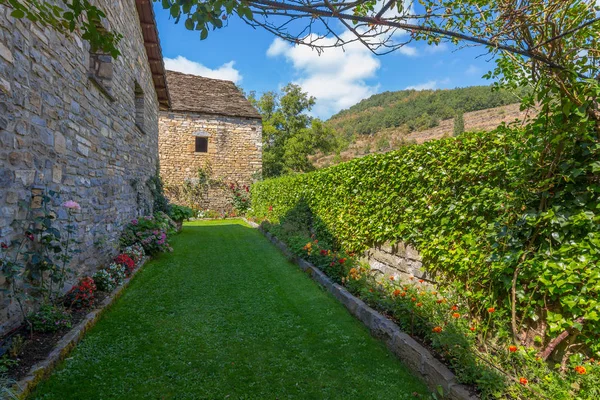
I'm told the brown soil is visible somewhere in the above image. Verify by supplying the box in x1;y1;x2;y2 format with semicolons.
2;291;109;381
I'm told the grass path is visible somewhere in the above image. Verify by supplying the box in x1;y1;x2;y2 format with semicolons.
31;220;427;399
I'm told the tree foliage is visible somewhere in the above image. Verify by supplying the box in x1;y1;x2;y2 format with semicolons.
250;84;338;177
1;0;122;57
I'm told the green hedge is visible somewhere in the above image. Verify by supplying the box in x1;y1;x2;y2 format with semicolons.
250;127;600;356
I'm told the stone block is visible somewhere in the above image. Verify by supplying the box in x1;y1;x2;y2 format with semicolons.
0;42;13;63
15;169;35;186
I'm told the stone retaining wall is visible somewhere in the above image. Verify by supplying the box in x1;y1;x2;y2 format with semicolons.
362;241;432;283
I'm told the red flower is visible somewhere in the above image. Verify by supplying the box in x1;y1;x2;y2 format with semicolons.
418;279;424;283
1;242;7;249
268;205;273;212
432;326;442;333
392;289;402;297
519;377;528;385
452;312;460;318
574;365;587;375
400;292;407;297
416;302;423;307
469;326;476;332
487;307;495;313
436;299;445;304
338;258;346;264
320;249;328;256
411;297;416;302
508;346;518;353
450;305;458;311
25;232;34;241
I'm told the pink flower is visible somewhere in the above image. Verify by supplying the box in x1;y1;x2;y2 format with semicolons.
132;219;138;225
62;200;81;210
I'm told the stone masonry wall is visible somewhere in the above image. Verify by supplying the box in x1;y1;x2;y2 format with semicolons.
0;0;160;334
158;111;262;211
362;242;432;283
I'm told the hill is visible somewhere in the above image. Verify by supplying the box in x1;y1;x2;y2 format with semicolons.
312;86;529;168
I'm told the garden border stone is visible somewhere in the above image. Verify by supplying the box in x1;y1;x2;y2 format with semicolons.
244;218;478;400
12;256;151;399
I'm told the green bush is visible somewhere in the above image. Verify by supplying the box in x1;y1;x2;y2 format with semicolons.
28;304;72;333
250;126;600;397
168;204;194;222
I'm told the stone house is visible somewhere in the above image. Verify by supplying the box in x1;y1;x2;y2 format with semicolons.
0;0;169;333
159;71;262;212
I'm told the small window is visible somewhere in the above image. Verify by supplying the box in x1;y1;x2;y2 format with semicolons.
195;137;208;153
134;82;144;131
88;22;113;97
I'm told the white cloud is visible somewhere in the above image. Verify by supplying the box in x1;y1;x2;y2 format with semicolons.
405;78;450;91
164;56;242;83
267;35;381;117
425;43;449;54
465;64;482;76
398;46;418;57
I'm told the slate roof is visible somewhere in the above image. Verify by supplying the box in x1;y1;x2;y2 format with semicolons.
165;70;261;119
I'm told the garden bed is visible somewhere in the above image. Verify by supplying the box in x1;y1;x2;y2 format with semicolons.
2;257;148;398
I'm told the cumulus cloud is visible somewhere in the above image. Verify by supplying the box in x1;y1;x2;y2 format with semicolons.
164;56;242;83
405;78;450;90
267;35;382;117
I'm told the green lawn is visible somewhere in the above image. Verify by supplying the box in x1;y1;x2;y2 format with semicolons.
31;220;428;399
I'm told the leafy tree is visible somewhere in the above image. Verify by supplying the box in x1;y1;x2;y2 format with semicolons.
453;111;464;136
249;84;337;177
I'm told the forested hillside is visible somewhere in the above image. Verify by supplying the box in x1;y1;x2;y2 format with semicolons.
328;85;526;137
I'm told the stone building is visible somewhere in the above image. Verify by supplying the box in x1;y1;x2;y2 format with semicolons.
159;71;262;212
0;0;169;333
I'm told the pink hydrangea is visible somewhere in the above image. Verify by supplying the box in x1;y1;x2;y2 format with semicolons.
62;200;81;210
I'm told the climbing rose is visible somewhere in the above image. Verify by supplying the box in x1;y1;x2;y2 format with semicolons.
519;377;528;385
509;346;518;353
62;200;81;210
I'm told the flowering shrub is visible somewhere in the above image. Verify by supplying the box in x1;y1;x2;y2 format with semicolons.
114;254;135;276
65;277;96;309
122;243;145;264
92;269;117;292
120;215;172;255
105;263;126;286
28;304;72;333
227;182;251;214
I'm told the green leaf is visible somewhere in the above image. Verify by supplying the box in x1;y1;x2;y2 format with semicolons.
10;9;25;18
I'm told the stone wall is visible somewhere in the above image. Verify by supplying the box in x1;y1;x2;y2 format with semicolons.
158;111;262;211
362;242;432;283
0;0;160;334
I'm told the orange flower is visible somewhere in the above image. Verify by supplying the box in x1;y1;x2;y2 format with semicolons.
431;291;437;295
432;326;442;333
574;365;587;375
508;346;518;353
400;292;407;297
436;299;444;304
487;307;495;313
450;305;458;311
411;297;417;302
393;289;402;297
452;312;460;318
409;277;414;280
469;326;476;332
519;377;528;385
389;276;395;281
416;302;423;307
419;279;424;283
369;288;374;293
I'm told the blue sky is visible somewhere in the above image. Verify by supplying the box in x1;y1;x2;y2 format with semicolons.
153;4;495;119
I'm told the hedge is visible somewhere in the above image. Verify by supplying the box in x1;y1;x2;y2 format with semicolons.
250;127;600;359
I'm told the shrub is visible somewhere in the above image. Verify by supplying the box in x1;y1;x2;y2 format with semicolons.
227;183;251;214
105;263;126;286
65;277;97;309
168;204;194;222
122;243;145;264
250;126;600;398
114;254;135;276
28;304;72;333
120;216;172;255
92;269;117;292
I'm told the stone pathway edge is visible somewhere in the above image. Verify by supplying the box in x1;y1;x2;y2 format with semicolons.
243;218;478;400
12;256;151;400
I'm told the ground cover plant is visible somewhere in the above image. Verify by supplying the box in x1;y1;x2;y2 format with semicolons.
29;220;429;399
249;123;600;398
